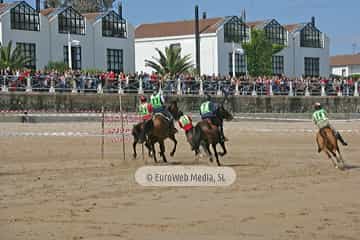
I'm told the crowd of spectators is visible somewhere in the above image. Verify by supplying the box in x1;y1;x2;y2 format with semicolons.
0;69;359;96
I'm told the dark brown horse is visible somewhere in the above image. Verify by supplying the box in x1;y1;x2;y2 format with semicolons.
316;127;345;170
132;122;152;159
192;104;233;166
145;101;180;163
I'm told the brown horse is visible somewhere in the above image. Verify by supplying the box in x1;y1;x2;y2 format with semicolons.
146;101;180;163
316;127;345;170
192;104;233;166
132;122;152;159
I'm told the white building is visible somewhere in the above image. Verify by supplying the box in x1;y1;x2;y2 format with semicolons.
331;54;360;77
0;0;135;73
135;15;330;77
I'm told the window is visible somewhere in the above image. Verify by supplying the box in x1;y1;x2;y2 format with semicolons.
16;43;36;70
300;24;322;48
272;56;284;75
64;46;82;70
10;2;40;31
304;57;320;77
228;52;246;76
224;16;248;43
264;20;286;45
107;49;123;73
58;7;85;35
102;11;127;38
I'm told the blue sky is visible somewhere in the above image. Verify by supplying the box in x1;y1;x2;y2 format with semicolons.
14;0;360;55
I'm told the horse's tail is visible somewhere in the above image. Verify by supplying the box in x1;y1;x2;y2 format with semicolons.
192;124;203;151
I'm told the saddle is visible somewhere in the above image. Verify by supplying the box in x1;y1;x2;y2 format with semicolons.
204;118;217;129
153;112;171;122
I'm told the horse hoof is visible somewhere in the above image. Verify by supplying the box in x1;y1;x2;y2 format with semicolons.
170;152;175;157
209;157;213;162
133;154;137;159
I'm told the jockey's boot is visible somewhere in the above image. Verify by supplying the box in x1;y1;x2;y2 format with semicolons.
336;131;348;146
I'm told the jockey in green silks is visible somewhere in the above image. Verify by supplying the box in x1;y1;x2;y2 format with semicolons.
312;102;348;146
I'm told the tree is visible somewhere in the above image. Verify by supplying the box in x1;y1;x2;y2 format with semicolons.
45;0;62;8
0;41;31;71
45;0;115;12
242;29;284;76
145;47;193;78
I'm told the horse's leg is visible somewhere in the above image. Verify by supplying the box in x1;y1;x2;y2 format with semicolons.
316;134;322;153
132;138;138;159
332;148;345;170
169;134;177;157
212;144;221;166
151;142;158;163
324;150;337;168
218;141;227;157
159;141;167;163
204;143;213;162
145;141;152;157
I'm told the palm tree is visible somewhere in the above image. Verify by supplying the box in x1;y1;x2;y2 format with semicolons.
0;41;31;71
145;46;193;78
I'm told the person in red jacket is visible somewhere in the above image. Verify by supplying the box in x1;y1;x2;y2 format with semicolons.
178;111;193;133
138;95;153;142
178;111;198;151
138;95;153;121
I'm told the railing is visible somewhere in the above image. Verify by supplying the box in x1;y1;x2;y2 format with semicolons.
0;75;359;97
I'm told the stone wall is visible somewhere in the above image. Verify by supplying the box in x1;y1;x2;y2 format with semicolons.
0;93;359;113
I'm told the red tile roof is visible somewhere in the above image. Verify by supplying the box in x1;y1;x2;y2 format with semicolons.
330;54;360;66
0;3;10;14
135;17;224;39
246;20;266;28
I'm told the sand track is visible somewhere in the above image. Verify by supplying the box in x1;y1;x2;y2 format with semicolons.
1;121;360;240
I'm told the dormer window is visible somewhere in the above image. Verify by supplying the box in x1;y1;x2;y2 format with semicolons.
10;2;40;31
58;7;85;35
224;16;248;43
264;19;286;45
102;11;127;38
300;23;322;48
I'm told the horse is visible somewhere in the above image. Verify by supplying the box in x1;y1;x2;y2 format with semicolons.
145;101;180;163
316;127;345;170
131;122;152;159
192;103;233;166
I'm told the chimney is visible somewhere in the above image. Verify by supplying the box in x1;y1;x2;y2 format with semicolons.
241;8;246;22
311;16;315;26
118;2;123;19
195;5;201;75
202;12;207;19
36;0;40;12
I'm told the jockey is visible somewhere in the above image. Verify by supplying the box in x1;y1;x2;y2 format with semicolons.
150;88;174;121
148;88;177;133
312;102;348;146
138;95;153;121
178;111;193;133
200;94;227;143
138;95;153;143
